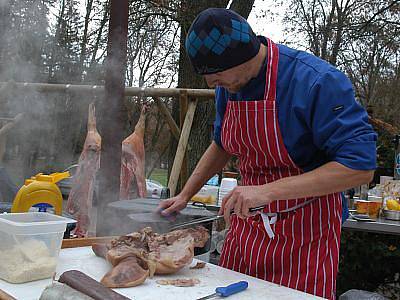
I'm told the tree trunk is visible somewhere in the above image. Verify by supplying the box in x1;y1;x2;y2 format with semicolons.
96;0;129;236
89;1;110;71
169;0;254;192
79;0;94;79
229;0;255;18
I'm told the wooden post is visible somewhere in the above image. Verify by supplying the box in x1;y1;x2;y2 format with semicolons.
153;97;181;142
168;98;198;196
179;91;189;191
153;97;192;151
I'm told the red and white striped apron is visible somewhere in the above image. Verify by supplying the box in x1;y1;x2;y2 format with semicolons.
219;38;342;300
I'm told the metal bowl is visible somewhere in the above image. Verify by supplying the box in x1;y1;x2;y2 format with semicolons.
383;209;400;221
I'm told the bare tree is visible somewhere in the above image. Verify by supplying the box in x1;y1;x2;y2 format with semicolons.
166;0;256;191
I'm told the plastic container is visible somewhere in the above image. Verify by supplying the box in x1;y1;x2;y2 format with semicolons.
354;200;369;214
220;178;238;190
217;178;238;206
379;176;393;185
367;200;382;219
191;185;219;205
0;212;75;283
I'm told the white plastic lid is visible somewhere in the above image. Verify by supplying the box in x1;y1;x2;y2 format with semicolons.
0;212;76;235
220;178;237;190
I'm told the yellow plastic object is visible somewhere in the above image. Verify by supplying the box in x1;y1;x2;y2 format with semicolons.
11;172;70;215
190;195;216;205
387;199;400;211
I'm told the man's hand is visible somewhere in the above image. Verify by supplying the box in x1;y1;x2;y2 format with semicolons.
157;194;189;216
218;185;273;226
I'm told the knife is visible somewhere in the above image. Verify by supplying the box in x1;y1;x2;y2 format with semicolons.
170;205;266;230
196;281;248;300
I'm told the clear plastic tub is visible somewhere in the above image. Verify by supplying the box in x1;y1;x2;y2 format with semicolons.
0;212;75;283
191;185;219;205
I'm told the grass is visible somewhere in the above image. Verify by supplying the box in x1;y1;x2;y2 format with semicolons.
148;168;168;186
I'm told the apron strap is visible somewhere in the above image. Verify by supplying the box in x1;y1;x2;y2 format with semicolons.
261;197;318;239
261;213;278;239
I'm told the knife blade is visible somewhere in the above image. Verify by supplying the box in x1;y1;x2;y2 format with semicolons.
170;205;266;230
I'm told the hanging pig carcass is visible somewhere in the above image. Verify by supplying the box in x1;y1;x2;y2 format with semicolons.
66;103;101;237
120;105;147;199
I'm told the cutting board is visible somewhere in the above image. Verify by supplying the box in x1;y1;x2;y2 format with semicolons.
0;247;323;300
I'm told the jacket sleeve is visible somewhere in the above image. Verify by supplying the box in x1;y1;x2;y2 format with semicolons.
307;69;377;170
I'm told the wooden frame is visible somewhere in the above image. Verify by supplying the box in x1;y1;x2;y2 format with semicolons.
0;82;214;98
0;81;215;196
61;236;116;249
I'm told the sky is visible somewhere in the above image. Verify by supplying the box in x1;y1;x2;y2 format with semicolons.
72;0;288;87
248;0;286;42
74;0;286;42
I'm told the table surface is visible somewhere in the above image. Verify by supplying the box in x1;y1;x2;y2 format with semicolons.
343;215;400;235
0;246;323;300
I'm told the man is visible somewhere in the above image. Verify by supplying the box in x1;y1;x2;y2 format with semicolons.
158;8;376;299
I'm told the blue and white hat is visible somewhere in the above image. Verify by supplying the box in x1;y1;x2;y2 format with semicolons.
185;8;261;75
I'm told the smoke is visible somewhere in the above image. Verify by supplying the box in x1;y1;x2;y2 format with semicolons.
0;0;172;239
0;0;94;186
0;0;9;9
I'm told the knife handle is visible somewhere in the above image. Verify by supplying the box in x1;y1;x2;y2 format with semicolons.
216;281;248;297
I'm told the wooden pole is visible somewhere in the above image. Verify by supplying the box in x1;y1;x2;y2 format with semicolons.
96;0;129;236
168;98;198;196
0;82;215;99
151;97;194;151
153;97;181;142
179;91;189;191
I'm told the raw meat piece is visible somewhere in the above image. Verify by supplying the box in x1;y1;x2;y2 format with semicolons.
156;278;200;287
66;103;101;237
120;105;147;199
148;226;209;249
149;234;194;275
91;243;109;259
92;226;209;288
58;270;129;300
101;256;149;288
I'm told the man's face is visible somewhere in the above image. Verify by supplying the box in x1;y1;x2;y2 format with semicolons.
204;62;251;93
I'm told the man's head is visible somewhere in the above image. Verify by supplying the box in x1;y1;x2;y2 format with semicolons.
185;8;263;93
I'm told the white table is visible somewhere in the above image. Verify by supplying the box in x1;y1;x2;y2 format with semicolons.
0;247;324;300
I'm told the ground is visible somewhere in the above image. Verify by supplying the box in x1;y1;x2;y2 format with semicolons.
148;168;168;186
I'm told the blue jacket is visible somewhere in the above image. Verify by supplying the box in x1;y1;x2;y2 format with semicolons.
213;37;377;222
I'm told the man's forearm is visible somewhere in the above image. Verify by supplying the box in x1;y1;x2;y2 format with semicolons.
264;161;374;201
180;141;231;201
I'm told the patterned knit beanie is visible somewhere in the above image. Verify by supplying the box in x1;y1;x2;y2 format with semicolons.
185;8;260;75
